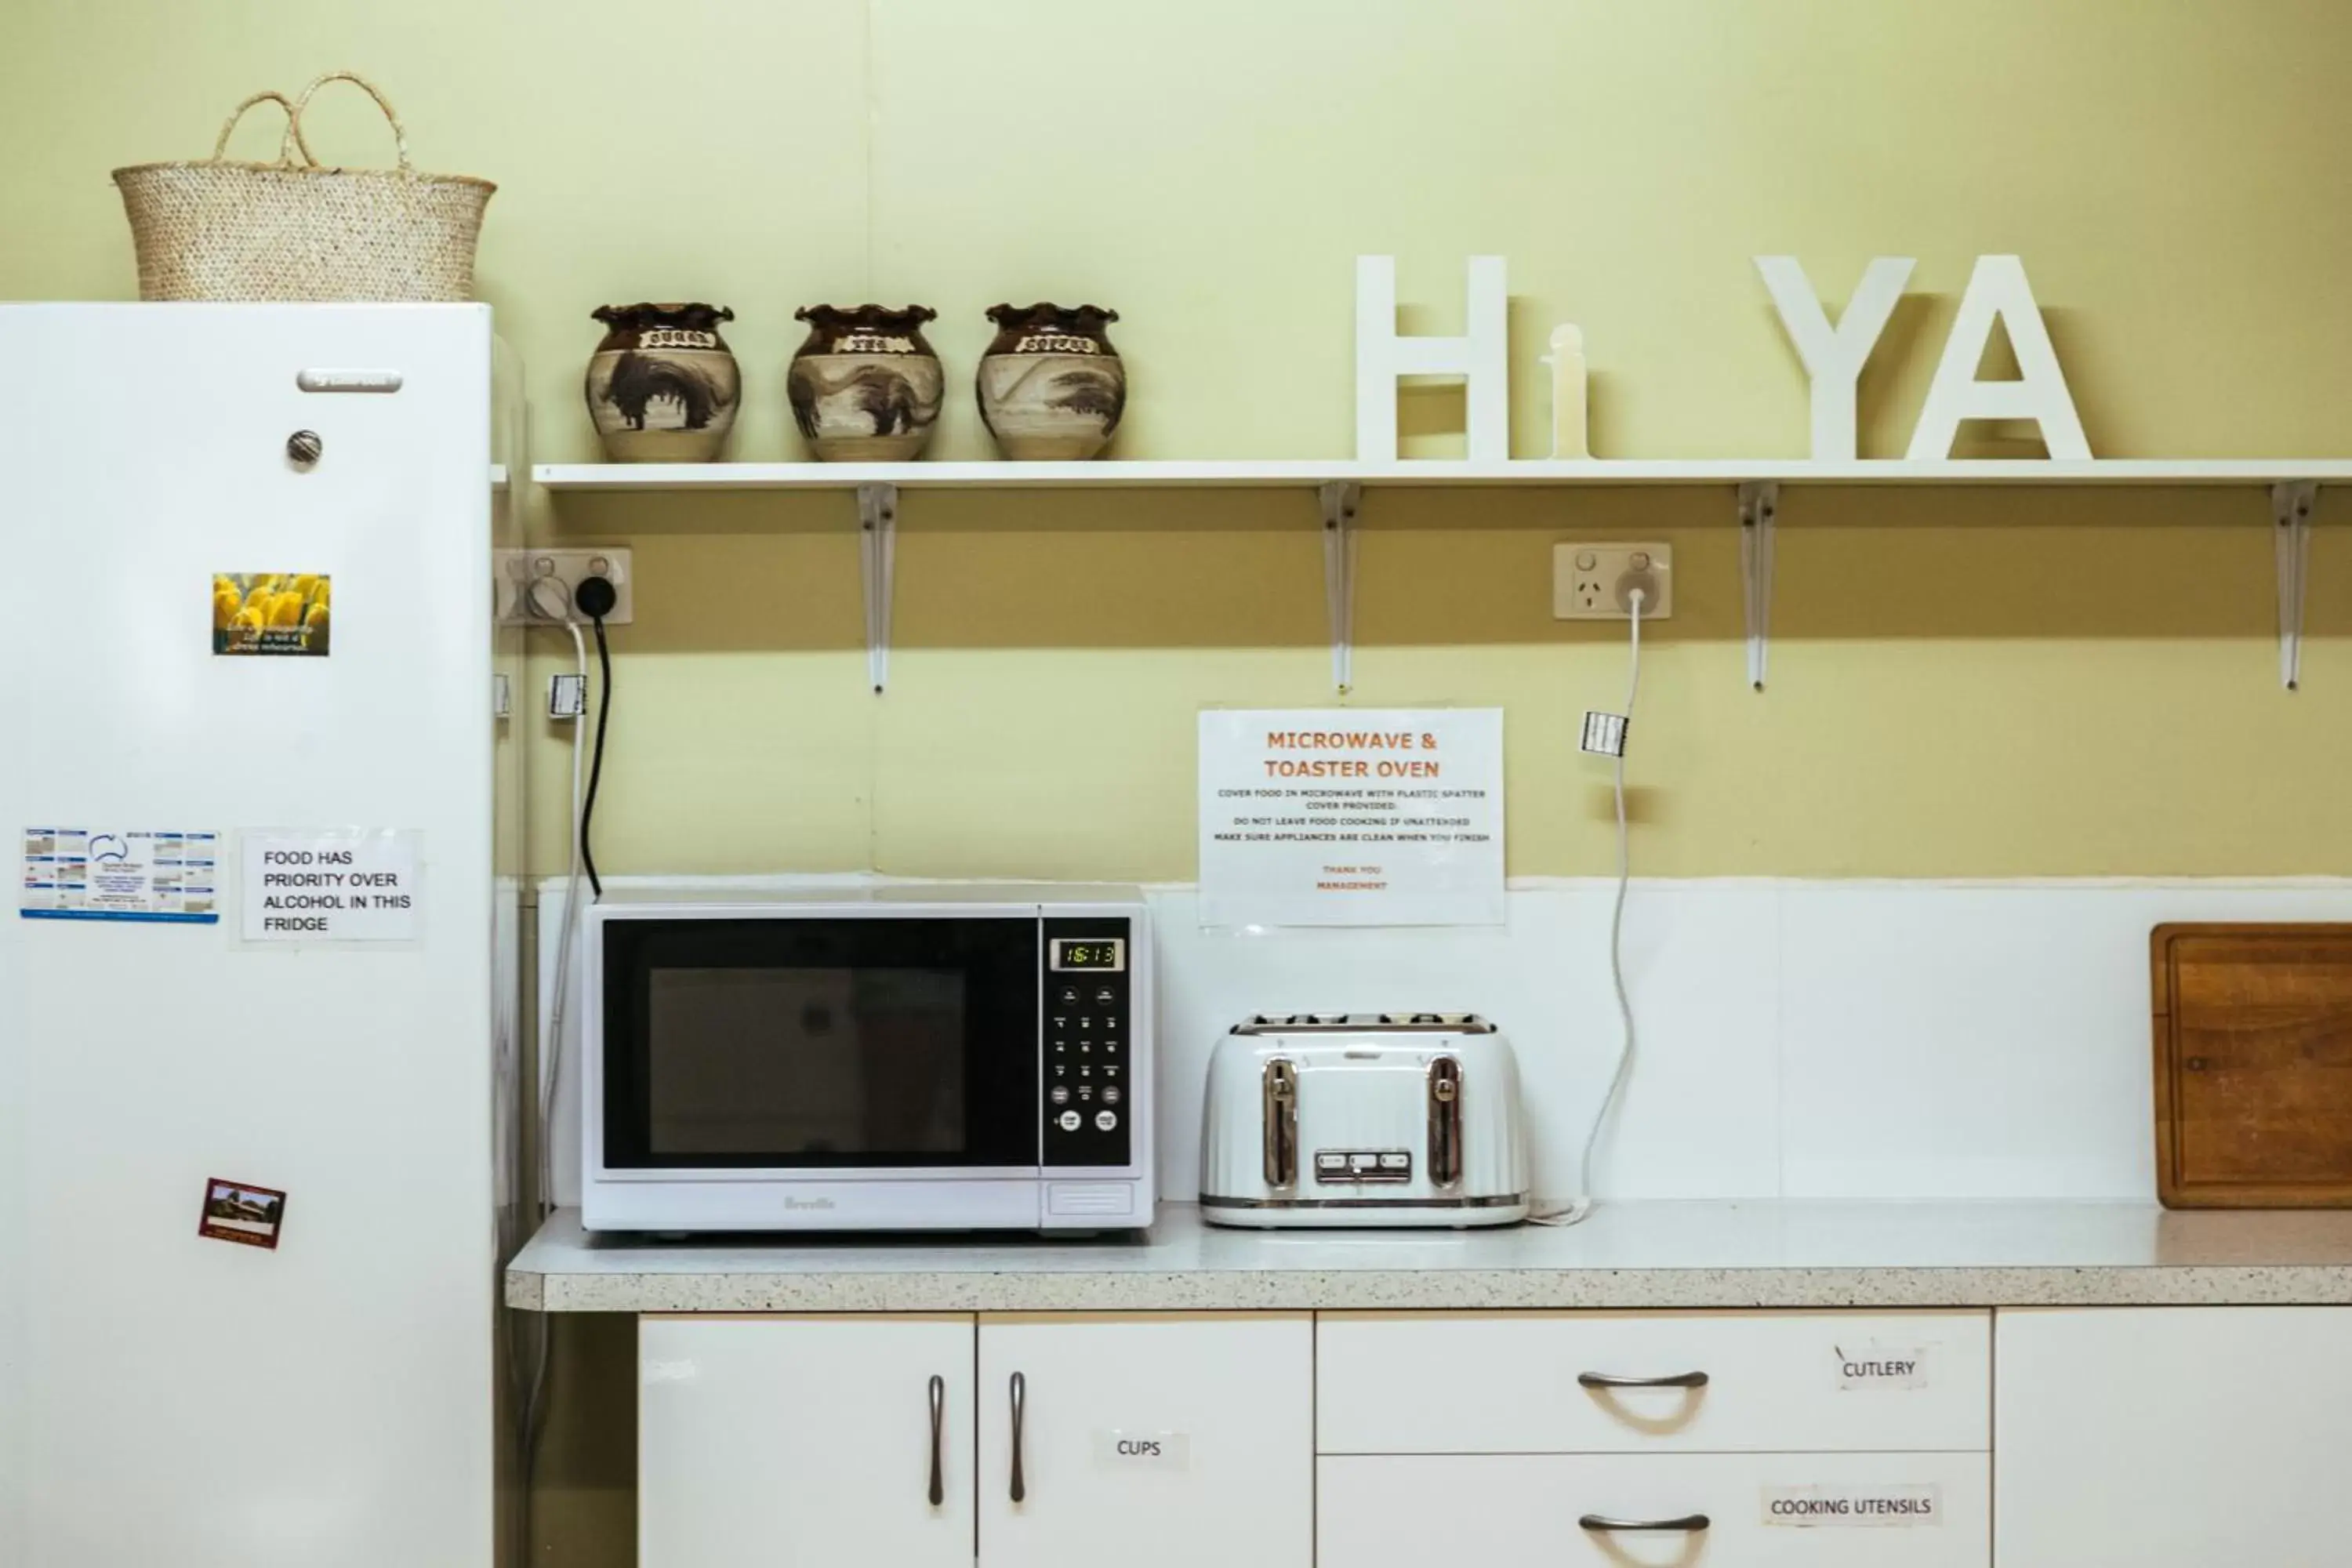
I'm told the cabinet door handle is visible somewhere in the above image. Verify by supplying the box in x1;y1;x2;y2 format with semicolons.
927;1374;946;1507
1007;1371;1027;1504
1577;1370;1709;1389
1579;1514;1711;1534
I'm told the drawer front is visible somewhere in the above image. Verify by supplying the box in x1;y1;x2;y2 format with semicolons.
1319;1311;1988;1454
1321;1454;1989;1568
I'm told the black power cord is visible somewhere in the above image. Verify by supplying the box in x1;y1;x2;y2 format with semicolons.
574;573;618;896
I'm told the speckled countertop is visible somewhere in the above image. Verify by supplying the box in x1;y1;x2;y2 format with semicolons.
505;1201;2352;1312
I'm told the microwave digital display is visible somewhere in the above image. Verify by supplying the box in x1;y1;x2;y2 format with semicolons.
1049;938;1125;972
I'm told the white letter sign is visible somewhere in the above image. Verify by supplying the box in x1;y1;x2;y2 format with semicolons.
1907;254;2089;459
1756;256;1916;459
1356;256;1509;462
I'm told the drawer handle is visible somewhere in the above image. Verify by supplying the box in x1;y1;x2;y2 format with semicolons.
1577;1370;1709;1389
927;1374;946;1507
1008;1370;1027;1504
1579;1514;1711;1534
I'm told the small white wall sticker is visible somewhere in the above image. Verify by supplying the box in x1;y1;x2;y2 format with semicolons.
241;829;421;943
20;827;219;924
1762;1483;1942;1526
1091;1430;1190;1471
1834;1341;1933;1390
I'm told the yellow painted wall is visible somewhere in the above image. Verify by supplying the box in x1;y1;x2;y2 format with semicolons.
5;2;2348;884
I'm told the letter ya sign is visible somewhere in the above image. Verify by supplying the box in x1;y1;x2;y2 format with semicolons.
1758;254;2089;460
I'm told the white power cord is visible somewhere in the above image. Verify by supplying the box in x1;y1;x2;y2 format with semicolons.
1534;585;1643;1226
517;574;593;1521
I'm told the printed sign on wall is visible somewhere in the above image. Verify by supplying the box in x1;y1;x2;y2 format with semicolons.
1198;709;1504;927
20;827;219;924
240;829;421;943
212;571;331;655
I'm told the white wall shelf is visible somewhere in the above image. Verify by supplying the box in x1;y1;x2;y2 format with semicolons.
533;457;2352;492
524;459;2343;694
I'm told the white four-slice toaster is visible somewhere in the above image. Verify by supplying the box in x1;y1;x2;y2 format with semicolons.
1199;1013;1530;1227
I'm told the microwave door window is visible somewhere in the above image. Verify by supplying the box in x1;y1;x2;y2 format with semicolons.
647;967;968;1156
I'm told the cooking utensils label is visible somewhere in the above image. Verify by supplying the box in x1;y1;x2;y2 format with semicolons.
1762;1483;1942;1526
1834;1341;1933;1389
1092;1430;1190;1471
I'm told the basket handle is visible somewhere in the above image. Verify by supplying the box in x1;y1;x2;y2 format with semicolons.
210;91;312;168
285;71;415;177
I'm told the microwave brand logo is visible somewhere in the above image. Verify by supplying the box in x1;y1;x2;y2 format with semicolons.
782;1196;838;1211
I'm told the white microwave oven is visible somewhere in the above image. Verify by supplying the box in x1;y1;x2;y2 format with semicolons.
580;885;1154;1233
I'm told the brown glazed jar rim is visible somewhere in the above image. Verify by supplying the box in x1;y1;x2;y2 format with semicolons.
986;302;1120;328
591;302;737;330
795;303;940;330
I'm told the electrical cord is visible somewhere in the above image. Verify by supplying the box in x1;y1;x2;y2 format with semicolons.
1534;585;1644;1228
575;575;617;897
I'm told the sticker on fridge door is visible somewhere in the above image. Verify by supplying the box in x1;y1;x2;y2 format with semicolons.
1092;1430;1190;1470
198;1178;287;1250
1762;1483;1942;1526
240;829;420;943
20;827;219;924
212;572;330;655
1834;1341;1933;1390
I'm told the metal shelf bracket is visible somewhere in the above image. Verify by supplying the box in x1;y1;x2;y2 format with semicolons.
857;482;897;693
1320;480;1363;693
2274;480;2318;691
1738;480;1779;691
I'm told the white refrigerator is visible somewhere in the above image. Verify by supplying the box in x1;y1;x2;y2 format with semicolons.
0;303;506;1566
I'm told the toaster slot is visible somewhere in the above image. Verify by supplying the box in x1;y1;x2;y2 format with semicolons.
1264;1058;1299;1189
1427;1055;1463;1188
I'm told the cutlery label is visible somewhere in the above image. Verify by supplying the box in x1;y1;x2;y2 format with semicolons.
1835;1341;1932;1389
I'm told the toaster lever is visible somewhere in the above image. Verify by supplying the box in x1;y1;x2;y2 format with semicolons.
1263;1059;1299;1189
1427;1055;1463;1188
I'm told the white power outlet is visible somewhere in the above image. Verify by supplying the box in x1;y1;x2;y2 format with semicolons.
1552;542;1673;620
495;548;635;626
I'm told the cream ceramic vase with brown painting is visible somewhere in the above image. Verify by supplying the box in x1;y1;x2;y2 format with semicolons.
975;303;1124;459
788;304;945;461
585;303;741;462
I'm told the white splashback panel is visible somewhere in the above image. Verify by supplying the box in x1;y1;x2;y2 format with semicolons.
542;876;2352;1209
0;305;495;1568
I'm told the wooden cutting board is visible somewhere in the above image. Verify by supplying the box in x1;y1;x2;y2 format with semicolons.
2151;923;2352;1207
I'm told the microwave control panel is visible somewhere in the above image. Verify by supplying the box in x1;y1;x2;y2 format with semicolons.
1043;917;1134;1168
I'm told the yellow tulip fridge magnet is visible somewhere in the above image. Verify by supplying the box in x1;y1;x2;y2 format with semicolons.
212;571;331;656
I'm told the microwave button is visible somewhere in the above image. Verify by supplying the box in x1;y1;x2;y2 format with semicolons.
1078;1086;1094;1102
1080;1065;1092;1078
1094;987;1116;1005
1104;1065;1120;1077
1095;1110;1118;1131
1058;1110;1082;1132
1058;986;1082;1006
1051;1087;1070;1105
1102;1086;1122;1105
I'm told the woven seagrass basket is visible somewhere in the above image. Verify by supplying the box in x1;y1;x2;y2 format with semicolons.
111;72;494;303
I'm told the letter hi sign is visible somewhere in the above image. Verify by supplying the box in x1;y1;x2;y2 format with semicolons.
1356;255;1509;463
1759;254;2089;460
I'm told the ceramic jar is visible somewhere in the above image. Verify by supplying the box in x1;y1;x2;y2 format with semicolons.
786;305;945;462
584;303;741;463
975;303;1124;460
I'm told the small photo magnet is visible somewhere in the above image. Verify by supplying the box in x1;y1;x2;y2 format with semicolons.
198;1178;287;1250
212;572;331;656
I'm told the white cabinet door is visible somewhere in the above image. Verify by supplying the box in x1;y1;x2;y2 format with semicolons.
1996;1307;2352;1567
1323;1453;1989;1568
978;1314;1312;1568
640;1315;975;1568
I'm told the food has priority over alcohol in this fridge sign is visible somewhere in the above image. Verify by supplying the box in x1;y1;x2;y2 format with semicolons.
240;829;421;942
1198;709;1504;927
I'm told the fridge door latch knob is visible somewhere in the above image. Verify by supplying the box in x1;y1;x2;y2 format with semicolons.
286;430;323;467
